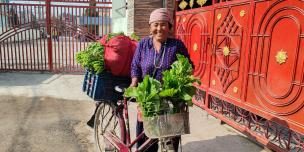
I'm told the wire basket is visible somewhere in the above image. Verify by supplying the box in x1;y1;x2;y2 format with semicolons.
142;103;190;139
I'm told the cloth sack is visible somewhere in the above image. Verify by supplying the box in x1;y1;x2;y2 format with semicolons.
100;35;137;77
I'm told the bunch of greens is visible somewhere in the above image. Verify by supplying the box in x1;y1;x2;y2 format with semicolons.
76;32;137;74
160;54;200;107
106;32;125;42
76;42;104;74
124;76;164;117
124;54;200;117
130;33;140;41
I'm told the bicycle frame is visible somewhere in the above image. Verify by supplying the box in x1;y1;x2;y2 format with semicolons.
103;98;157;152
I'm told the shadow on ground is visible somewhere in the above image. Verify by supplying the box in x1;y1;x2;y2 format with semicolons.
0;72;61;86
182;134;262;152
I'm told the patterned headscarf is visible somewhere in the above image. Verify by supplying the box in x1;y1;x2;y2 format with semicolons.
149;8;172;25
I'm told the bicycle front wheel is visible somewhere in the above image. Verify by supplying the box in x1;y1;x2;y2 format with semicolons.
94;101;125;152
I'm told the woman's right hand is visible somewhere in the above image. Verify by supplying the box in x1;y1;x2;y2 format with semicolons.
130;77;143;121
129;77;139;87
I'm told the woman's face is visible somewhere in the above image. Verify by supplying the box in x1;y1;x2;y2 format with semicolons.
150;21;170;42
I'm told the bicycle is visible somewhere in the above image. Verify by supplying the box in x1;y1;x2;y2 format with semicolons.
93;86;188;152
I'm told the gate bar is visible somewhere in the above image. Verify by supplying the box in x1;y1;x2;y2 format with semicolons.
46;0;52;71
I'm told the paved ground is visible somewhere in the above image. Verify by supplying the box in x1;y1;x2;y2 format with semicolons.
0;72;268;152
0;95;95;152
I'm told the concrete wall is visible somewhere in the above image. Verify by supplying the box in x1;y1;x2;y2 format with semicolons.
126;0;134;36
111;0;127;34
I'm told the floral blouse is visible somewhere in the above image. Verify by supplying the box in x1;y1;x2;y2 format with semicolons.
131;36;190;81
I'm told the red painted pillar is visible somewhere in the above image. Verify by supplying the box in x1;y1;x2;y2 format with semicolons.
46;0;53;71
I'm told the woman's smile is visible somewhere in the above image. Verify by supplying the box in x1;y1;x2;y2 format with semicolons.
150;21;170;42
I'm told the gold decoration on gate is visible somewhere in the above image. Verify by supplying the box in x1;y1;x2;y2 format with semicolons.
190;0;194;8
233;87;238;93
179;0;188;10
217;13;222;20
193;43;198;52
240;10;246;17
212;80;216;86
275;49;288;64
197;0;207;7
223;46;230;56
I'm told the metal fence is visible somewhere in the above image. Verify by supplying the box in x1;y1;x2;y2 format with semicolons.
0;0;112;72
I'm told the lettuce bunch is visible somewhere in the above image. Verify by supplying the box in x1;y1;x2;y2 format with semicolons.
124;54;200;117
76;42;105;74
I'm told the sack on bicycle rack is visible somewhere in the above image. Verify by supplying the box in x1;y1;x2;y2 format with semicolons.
142;103;190;139
82;70;130;101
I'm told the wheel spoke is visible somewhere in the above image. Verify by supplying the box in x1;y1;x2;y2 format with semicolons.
102;102;111;119
102;113;115;134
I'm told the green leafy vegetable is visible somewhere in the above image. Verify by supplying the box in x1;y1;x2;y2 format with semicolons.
124;76;164;117
124;54;200;117
76;32;138;75
106;32;125;42
160;54;200;107
76;42;104;74
130;33;140;41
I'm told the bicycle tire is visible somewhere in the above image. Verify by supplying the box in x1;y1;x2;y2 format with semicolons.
94;101;125;152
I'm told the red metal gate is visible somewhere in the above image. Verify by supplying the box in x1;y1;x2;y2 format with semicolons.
0;0;111;72
175;0;304;151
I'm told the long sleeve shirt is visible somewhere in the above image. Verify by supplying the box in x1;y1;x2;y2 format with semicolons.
131;36;190;82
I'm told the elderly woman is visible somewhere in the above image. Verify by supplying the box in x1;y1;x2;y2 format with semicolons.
130;8;191;151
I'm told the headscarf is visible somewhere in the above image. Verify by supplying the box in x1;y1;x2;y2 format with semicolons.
149;8;172;25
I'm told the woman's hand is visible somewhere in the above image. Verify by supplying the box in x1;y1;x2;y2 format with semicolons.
129;77;143;121
129;77;139;87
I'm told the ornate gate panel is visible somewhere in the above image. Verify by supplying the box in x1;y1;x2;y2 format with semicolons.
187;11;212;91
175;13;190;47
176;8;213;107
175;0;304;151
246;0;304;136
209;3;250;102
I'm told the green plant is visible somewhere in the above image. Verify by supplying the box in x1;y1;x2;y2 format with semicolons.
76;42;104;74
106;32;125;42
130;33;140;41
124;54;200;117
160;54;200;112
76;32;134;74
124;76;164;117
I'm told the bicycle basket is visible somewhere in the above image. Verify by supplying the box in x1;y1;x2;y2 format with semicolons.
142;104;190;139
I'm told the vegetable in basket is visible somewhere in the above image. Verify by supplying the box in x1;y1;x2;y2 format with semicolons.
76;42;105;74
159;54;200;113
76;32;135;75
124;54;200;117
130;33;140;41
124;76;164;117
106;32;125;42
